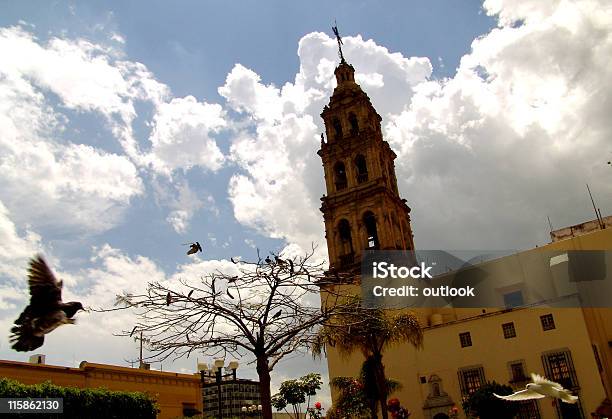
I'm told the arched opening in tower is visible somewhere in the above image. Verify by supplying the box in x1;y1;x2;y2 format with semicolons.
355;154;368;183
334;161;348;191
363;211;379;250
348;112;359;135
337;219;355;266
332;117;343;140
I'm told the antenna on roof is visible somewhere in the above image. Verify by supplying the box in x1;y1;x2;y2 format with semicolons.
547;216;554;234
586;184;603;229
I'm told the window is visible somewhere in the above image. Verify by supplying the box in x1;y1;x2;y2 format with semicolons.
458;366;485;396
334;162;348;191
419;376;427;384
459;332;472;348
509;361;528;383
332;118;343;139
337;219;354;266
348;112;359;135
540;314;555;331
502;322;516;339
542;350;583;418
355;154;368;183
363;211;379;249
503;290;524;308
516;400;541;419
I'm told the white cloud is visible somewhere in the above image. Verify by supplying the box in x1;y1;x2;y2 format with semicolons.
385;0;612;249
147;95;226;175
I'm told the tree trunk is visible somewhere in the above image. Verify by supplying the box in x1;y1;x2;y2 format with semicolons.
373;353;388;419
256;355;273;419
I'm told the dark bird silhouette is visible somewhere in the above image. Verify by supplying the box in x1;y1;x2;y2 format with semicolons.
289;259;294;274
186;242;203;255
10;255;84;352
228;276;239;283
274;256;284;265
129;326;137;337
272;310;282;320
226;288;235;299
231;257;238;264
212;278;216;295
166;292;172;306
265;256;272;264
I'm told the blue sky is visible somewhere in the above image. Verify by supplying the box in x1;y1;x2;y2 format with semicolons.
1;0;611;408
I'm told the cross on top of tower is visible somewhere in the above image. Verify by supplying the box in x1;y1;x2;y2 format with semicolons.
332;21;346;63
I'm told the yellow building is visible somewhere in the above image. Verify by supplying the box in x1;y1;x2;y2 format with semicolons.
318;51;612;418
0;359;203;419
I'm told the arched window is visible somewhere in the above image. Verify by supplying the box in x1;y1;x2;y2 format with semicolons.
355;154;368;183
337;219;354;266
334;162;348;191
432;382;440;397
363;211;379;249
332;118;343;140
348;113;359;135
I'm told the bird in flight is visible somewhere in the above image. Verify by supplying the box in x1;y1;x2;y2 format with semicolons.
494;373;578;404
185;242;203;255
10;255;84;352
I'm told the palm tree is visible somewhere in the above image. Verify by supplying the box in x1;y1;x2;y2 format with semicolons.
312;298;423;419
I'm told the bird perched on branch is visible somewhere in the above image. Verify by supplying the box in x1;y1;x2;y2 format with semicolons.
166;292;172;306
265;256;272;264
228;276;239;283
185;242;202;255
10;255;84;352
494;373;578;404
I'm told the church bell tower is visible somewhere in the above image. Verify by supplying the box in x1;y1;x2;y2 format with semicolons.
318;28;415;273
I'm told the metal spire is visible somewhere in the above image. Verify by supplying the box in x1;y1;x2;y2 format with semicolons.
332;20;345;63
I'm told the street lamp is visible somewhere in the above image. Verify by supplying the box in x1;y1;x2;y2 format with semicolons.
199;359;239;419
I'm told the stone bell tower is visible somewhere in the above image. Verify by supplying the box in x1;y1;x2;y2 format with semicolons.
318;33;415;273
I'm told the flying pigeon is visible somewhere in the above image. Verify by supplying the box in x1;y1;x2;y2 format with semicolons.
10;255;84;352
186;242;203;255
187;290;194;298
166;292;172;306
494;373;578;404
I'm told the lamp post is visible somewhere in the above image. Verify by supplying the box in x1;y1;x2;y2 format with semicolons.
199;359;239;419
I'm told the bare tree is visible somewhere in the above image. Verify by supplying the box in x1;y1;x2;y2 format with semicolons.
99;248;353;419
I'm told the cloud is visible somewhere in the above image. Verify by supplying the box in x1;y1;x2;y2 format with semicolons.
147;95;226;175
386;0;612;249
221;0;612;253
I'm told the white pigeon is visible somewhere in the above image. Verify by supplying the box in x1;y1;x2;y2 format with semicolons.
494;373;578;404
